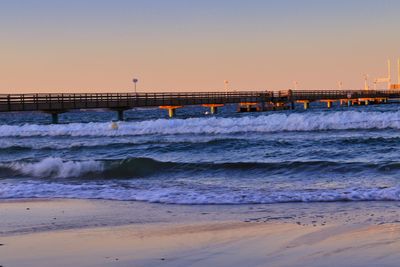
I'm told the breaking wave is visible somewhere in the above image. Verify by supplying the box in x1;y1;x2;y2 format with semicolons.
1;156;400;179
1;157;103;178
0;110;400;137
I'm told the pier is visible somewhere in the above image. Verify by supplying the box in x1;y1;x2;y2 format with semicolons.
1;90;400;123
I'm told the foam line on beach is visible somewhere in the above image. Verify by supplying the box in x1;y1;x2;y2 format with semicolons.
2;179;400;204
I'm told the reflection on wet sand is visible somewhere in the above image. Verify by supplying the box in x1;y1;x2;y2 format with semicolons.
1;199;400;267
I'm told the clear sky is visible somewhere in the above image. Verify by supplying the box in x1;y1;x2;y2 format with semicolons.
1;0;399;93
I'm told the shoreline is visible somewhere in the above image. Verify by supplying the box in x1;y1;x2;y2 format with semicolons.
3;198;400;235
2;199;400;266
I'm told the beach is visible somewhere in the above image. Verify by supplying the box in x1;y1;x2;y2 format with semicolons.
2;199;400;267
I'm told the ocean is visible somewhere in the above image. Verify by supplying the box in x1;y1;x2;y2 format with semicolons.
1;103;400;204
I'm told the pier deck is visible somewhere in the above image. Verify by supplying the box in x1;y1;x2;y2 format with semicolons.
1;90;400;122
0;91;281;112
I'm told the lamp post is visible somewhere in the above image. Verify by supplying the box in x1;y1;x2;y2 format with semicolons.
338;81;343;90
292;81;299;90
224;80;229;93
132;78;139;93
363;74;369;91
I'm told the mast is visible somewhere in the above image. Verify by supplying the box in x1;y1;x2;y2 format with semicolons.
398;58;400;85
387;59;391;89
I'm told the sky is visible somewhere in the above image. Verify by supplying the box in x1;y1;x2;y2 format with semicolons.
1;0;399;93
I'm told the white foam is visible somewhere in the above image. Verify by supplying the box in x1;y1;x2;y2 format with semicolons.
5;157;103;178
2;181;400;204
0;110;400;137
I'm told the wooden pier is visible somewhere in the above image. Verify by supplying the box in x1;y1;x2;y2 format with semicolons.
0;90;399;123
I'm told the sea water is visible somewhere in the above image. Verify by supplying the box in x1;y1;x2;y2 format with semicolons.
1;103;400;204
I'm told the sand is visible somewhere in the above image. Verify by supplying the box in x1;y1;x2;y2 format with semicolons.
1;199;400;267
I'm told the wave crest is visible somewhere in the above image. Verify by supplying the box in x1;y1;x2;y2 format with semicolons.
3;157;103;178
2;157;400;179
0;110;400;137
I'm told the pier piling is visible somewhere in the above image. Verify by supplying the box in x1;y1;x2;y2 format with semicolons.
297;101;310;110
168;108;175;118
110;108;127;121
202;104;224;114
320;100;333;108
43;110;65;124
51;113;59;124
159;106;183;118
117;110;124;121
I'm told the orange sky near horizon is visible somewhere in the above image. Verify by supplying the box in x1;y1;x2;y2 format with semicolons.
1;0;399;93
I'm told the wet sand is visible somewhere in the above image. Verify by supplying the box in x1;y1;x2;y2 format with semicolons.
1;199;400;267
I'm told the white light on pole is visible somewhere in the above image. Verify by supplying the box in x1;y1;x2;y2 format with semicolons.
132;78;139;93
338;81;343;90
363;74;369;91
224;80;229;93
292;81;299;90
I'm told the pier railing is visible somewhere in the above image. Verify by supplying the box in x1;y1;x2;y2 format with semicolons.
291;90;400;101
0;91;278;112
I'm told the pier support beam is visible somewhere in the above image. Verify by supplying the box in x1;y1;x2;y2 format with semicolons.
51;113;59;124
320;100;334;109
110;108;129;121
117;109;124;121
297;101;310;110
159;106;183;118
287;90;294;110
376;98;383;104
358;98;373;106
43;110;66;124
375;98;388;104
202;104;224;114
168;108;175;118
340;99;352;107
238;102;259;112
